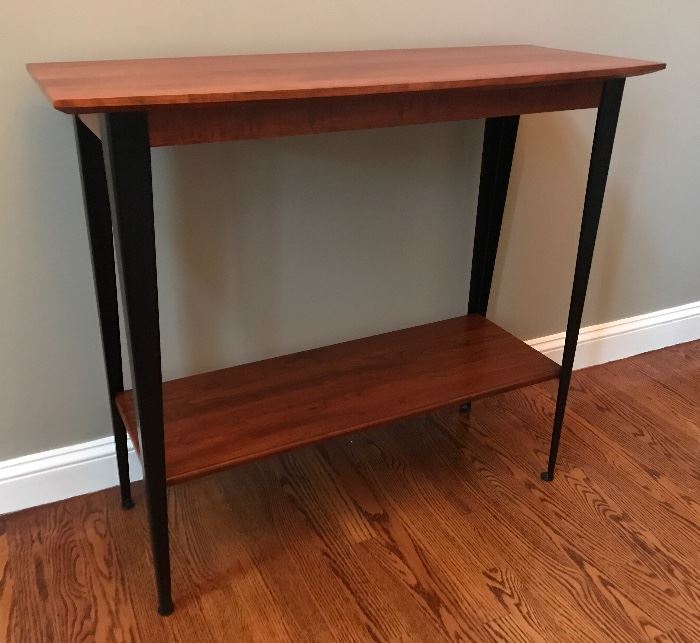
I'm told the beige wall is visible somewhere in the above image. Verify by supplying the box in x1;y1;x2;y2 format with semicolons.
2;2;698;459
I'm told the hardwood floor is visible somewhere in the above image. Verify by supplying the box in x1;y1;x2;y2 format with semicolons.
1;341;698;642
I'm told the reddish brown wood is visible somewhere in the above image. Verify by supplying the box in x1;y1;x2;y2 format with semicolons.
148;80;603;146
27;45;664;113
115;315;559;484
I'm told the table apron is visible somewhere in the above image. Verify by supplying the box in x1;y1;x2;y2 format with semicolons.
78;80;603;147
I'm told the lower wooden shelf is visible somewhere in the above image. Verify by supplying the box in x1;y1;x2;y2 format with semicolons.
115;315;559;484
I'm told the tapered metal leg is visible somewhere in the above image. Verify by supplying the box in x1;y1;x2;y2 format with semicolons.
101;112;173;615
74;117;134;510
468;115;520;316
462;116;519;414
541;79;626;482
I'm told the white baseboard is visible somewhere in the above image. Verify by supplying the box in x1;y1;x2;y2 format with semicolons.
2;299;698;516
0;436;142;515
526;300;700;368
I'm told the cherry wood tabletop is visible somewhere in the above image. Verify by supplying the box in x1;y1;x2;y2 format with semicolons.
27;45;664;113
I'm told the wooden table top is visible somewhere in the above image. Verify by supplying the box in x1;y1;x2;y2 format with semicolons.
27;45;664;113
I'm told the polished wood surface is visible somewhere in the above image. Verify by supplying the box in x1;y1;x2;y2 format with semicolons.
27;45;664;113
3;342;699;641
147;80;602;146
115;316;559;484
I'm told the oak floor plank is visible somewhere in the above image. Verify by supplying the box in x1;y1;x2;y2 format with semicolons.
2;341;699;642
0;519;13;642
423;414;650;643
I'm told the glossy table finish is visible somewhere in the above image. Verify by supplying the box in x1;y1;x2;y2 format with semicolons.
28;45;663;111
29;45;665;615
116;315;559;484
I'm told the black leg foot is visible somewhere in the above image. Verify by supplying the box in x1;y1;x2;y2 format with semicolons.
158;598;174;616
540;471;554;482
121;497;135;510
459;402;472;413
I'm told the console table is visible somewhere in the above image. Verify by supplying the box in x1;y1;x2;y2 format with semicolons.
27;45;664;615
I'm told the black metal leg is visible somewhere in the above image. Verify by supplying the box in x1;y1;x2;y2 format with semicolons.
74;117;134;510
468;115;520;316
541;78;626;482
101;112;173;615
462;116;519;414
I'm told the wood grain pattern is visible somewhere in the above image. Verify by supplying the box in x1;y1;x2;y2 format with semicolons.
2;341;698;641
115;315;560;484
27;45;665;113
147;80;602;146
0;520;12;639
